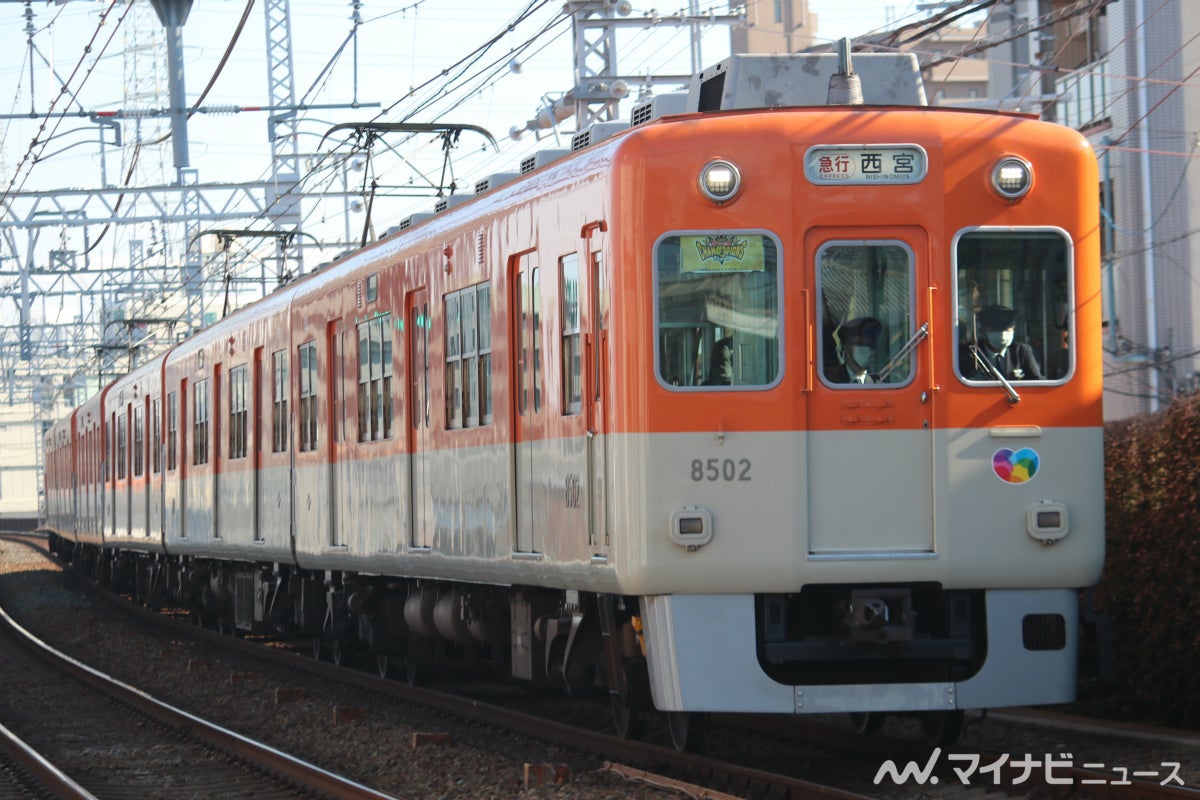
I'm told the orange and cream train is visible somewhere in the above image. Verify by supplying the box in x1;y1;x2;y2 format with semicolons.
42;53;1104;749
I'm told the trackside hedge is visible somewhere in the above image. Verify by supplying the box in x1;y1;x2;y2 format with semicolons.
1080;393;1200;727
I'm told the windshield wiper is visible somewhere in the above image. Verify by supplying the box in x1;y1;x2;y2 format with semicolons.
876;323;929;382
969;344;1020;404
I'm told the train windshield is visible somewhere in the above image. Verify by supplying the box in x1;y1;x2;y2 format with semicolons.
817;241;915;386
955;229;1072;384
655;232;781;389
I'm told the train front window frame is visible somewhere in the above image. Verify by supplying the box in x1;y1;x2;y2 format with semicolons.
654;230;782;391
953;227;1073;385
816;240;917;388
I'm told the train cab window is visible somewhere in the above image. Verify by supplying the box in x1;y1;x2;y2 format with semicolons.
655;232;781;389
272;350;288;452
167;392;178;471
955;230;1071;384
193;380;209;466
357;313;393;441
817;242;914;386
298;341;318;451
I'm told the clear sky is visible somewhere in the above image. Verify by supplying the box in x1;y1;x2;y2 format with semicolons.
807;0;920;41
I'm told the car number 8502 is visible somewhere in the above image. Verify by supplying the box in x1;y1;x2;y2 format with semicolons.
690;458;751;482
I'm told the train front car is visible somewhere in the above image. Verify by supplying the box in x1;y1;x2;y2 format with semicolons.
605;56;1103;742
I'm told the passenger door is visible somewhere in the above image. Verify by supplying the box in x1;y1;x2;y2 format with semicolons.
584;237;610;557
805;228;935;556
512;253;545;555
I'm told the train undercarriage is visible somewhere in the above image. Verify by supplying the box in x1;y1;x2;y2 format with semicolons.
49;534;978;751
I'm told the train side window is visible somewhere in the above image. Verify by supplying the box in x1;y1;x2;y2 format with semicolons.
561;254;582;415
817;242;914;387
445;294;462;429
357;313;393;441
117;413;128;480
167;392;178;471
655;232;781;389
151;398;161;474
479;286;492;424
444;283;491;429
298;341;318;452
229;365;248;459
954;229;1072;383
133;405;144;477
192;380;209;466
271;350;288;452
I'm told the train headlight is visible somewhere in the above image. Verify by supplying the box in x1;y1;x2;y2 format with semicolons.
699;159;741;204
991;156;1033;201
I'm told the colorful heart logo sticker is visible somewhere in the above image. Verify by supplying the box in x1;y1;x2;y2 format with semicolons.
993;448;1039;483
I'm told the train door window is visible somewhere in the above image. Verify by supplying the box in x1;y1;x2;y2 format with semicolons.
133;406;144;477
167;392;178;471
817;241;914;387
272;350;288;452
592;252;607;402
954;229;1071;383
655;231;781;389
533;267;543;411
357;313;393;441
151;398;161;474
193;380;209;465
412;302;430;430
561;254;582;415
229;365;248;459
117;413;127;480
298;341;318;452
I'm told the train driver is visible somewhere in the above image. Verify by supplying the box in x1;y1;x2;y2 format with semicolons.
965;304;1044;381
828;316;883;384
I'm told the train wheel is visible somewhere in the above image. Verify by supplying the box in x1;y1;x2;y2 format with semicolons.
918;710;964;747
666;711;708;753
610;696;648;740
849;712;885;736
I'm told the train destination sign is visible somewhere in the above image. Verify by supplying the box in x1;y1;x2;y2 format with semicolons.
804;145;928;185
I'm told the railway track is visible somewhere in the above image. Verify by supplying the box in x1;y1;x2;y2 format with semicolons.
0;722;94;800
0;586;397;799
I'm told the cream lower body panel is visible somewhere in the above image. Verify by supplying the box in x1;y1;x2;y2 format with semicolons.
641;589;1078;713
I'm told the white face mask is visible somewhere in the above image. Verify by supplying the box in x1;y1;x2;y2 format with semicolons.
850;346;874;368
987;330;1014;350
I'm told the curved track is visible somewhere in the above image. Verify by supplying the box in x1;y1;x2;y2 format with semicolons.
0;583;398;800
